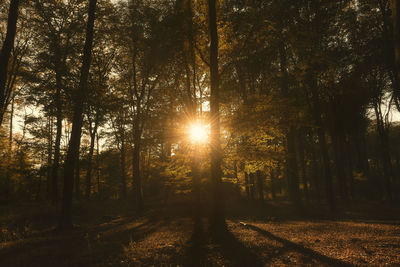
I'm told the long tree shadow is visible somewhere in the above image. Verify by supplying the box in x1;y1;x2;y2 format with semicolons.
247;224;355;267
0;217;164;266
211;225;264;267
184;216;207;267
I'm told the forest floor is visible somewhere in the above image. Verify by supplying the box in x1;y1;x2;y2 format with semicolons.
0;197;399;266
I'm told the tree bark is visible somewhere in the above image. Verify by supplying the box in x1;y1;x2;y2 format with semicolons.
332;132;349;202
309;74;335;211
0;0;20;126
75;154;80;199
373;101;393;200
85;116;98;199
5;98;14;201
46;114;53;200
51;71;63;204
249;172;255;201
279;42;300;206
208;0;225;229
391;0;400;108
297;130;309;203
256;170;264;204
132;118;143;211
59;0;97;229
96;131;100;198
310;140;321;204
313;100;335;211
120;138;127;199
270;168;276;200
244;171;250;199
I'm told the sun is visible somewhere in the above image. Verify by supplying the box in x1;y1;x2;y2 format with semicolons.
189;122;209;143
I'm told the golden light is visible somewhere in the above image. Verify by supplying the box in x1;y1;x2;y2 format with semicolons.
188;122;209;143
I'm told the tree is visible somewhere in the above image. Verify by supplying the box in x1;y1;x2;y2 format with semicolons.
0;0;20;125
59;0;97;229
32;0;85;204
208;0;225;229
391;0;400;109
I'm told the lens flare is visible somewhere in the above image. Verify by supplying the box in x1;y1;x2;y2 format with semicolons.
189;122;209;143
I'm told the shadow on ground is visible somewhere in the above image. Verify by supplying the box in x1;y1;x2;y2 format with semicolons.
0;215;166;266
246;223;355;266
184;217;264;267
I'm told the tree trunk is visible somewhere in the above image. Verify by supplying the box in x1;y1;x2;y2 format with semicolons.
256;170;264;204
297;130;309;203
286;128;300;205
96;131;100;198
244;172;250;199
208;0;225;229
59;0;97;229
391;0;400;109
270;168;276;200
249;172;255;201
0;0;20;125
315;115;335;210
120;138;127;199
46;114;53;200
75;155;80;199
345;144;355;200
51;73;63;204
310;141;321;204
192;143;201;225
132;119;143;211
5;98;14;201
395;152;400;199
85;119;98;199
332;132;349;202
309;74;335;211
279;42;301;206
374;102;393;200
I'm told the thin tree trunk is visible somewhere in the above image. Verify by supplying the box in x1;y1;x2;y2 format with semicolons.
85;118;98;199
332;132;349;202
192;143;202;227
297;130;309;203
5;98;14;201
279;42;301;206
309;74;335;211
256;170;264;204
0;0;20;125
395;151;400;199
59;0;97;229
270;168;276;200
51;73;63;204
208;0;225;229
96;131;100;198
244;172;250;199
315;116;335;210
277;163;283;195
75;154;80;199
46;114;53;200
310;142;321;204
249;172;255;201
391;0;400;109
374;102;393;200
345;144;355;200
132;119;143;211
120;138;127;199
286;129;301;205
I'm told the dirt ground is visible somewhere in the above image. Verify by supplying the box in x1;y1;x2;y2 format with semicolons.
0;199;399;266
